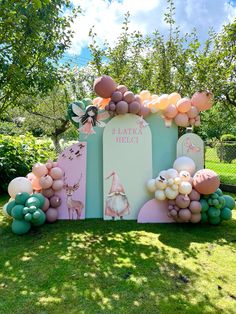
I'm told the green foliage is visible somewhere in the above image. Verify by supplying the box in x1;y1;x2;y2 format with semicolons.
216;142;236;164
0;134;56;192
220;134;236;142
0;0;79;116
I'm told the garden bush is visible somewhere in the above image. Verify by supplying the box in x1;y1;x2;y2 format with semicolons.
0;134;56;192
216;134;236;163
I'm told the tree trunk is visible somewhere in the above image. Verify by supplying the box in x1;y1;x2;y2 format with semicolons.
51;134;62;154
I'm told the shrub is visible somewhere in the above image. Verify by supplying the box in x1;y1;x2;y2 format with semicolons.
0;134;56;192
216;142;236;163
220;134;236;142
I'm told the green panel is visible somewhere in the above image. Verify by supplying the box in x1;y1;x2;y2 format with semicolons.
80;113;178;218
146;114;178;177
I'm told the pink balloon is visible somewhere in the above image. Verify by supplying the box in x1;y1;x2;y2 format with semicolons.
46;162;53;170
189;118;195;125
109;102;116;111
42;188;54;198
52;179;64;191
123;91;135;104
139;106;150;117
175;195;190;209
42;197;50;212
116;101;128;114
174;113;189;127
191;91;213;111
164;104;178;119
179;209;191;222
39;175;53;189
189;189;200;201
111;91;123;103
176;98;191;113
32;163;48;178
189;201;201;213
50;167;63;180
129;101;141;114
134;95;142;104
117;85;128;95
46;207;58;223
187;106;199;118
27;173;41;191
52;162;58;167
50;195;61;208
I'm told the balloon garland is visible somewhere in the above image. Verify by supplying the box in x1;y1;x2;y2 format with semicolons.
147;157;235;224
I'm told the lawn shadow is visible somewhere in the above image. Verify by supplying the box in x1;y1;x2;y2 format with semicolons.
0;217;236;313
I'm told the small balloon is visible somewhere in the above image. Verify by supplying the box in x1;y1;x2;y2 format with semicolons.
39;175;53;189
46;207;58;223
50;167;63;180
52;179;64;191
32;163;48;178
176;98;191;113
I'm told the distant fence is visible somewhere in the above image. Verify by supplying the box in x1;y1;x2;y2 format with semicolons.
205;141;236;189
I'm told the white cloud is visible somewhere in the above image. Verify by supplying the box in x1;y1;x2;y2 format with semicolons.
67;0;236;55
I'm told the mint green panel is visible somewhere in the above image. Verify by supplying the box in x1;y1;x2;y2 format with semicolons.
146;114;178;177
80;114;178;218
80;127;104;218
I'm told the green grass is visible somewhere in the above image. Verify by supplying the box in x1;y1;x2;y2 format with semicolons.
205;148;236;185
0;195;236;314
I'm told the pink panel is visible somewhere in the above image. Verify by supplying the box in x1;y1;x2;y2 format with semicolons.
57;142;87;220
138;199;175;223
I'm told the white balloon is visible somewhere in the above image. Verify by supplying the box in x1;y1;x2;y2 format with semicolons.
165;187;179;200
179;182;192;195
173;156;196;175
172;184;179;191
8;177;33;199
174;177;181;185
146;179;157;193
159;170;167;178
179;171;191;182
155;190;166;201
166;168;178;179
167;178;174;186
155;176;167;190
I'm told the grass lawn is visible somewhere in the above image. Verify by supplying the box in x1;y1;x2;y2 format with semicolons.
0;194;236;314
205;148;236;185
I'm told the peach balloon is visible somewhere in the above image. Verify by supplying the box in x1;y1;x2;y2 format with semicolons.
179;209;191;222
52;179;64;191
42;188;54;198
50;167;63;180
189;201;201;214
32;163;48;178
157;94;169;110
176;98;191;113
92;97;102;106
140;90;151;101
187;106;199;118
164;104;178;119
98;97;110;109
52;162;58;167
32;176;42;191
190;213;201;223
168;92;181;105
191;90;213;111
139;106;150;117
174;113;189;127
189;118;195;125
42;197;50;212
39;175;53;189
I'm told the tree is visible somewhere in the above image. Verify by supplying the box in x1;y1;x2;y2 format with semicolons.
0;0;79;117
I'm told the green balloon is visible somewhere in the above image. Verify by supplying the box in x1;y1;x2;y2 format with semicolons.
216;188;223;196
212;199;219;206
15;192;30;205
200;199;209;212
221;207;232;220
33;211;41;220
11;205;24;220
6;200;16;216
31;209;46;226
22;207;29;215
24;213;32;222
208;207;220;218
32;193;45;208
11;219;31;235
218;196;226;207
222;195;235;210
29;206;37;213
25;197;41;208
203;195;209;199
211;193;219;199
209;216;221;225
201;212;208;223
82;98;93;108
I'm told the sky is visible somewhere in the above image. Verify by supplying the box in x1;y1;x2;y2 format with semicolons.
62;0;236;66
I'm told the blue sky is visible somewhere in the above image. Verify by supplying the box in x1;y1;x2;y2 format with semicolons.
63;0;236;66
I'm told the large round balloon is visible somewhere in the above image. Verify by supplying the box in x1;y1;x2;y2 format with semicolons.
11;219;31;235
93;75;117;98
173;156;196;175
15;192;30;205
222;195;235;210
192;169;220;194
32;163;48;178
8;177;33;199
191;90;213;111
46;207;58;223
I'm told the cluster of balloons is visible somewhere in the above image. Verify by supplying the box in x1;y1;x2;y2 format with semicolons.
28;160;64;223
93;75;150;117
147;156;196;201
141;90;213;128
200;189;235;225
3;189;46;234
147;156;235;224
